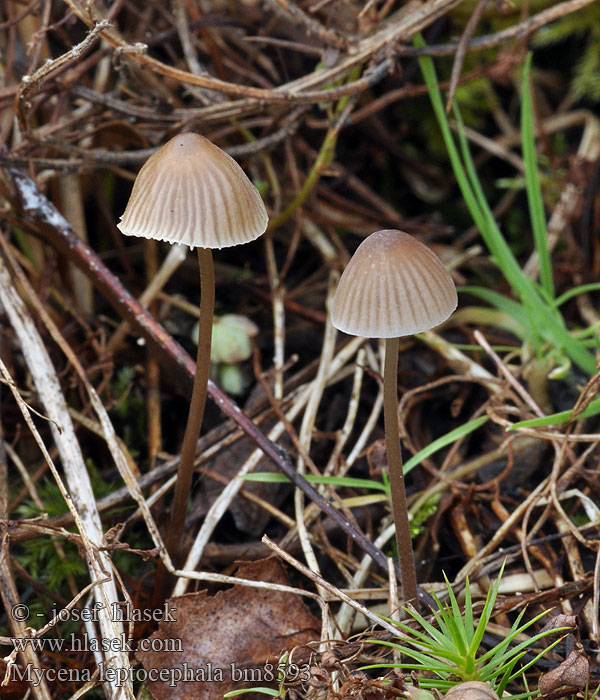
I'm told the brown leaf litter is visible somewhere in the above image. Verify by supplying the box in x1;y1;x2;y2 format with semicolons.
136;558;320;700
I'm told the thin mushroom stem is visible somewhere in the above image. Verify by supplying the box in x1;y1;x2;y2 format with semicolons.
166;247;215;564
383;336;418;606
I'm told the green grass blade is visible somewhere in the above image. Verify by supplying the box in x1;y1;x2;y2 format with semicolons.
500;623;568;662
491;656;523;689
507;397;600;430
242;473;388;493
452;106;533;304
380;613;448;647
378;625;445;650
463;577;474;646
396;609;455;649
478;611;561;678
442;572;469;655
366;641;463;669
415;35;486;234
416;35;597;375
506;634;568;683
553;282;600;308
468;562;505;657
360;659;453;678
477;608;529;665
403;416;488;474
417;681;459;692
430;605;453;638
453;108;595;371
538;313;597;374
521;54;553;299
459;287;529;333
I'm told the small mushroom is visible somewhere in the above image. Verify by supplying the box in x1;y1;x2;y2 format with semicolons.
193;314;259;395
118;133;267;248
331;230;457;603
208;314;259;365
331;229;457;338
117;133;268;562
443;681;498;700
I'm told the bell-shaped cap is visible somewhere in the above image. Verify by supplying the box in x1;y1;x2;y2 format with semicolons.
331;229;457;338
117;133;268;249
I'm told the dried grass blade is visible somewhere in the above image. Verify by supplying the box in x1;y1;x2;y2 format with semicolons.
0;255;133;700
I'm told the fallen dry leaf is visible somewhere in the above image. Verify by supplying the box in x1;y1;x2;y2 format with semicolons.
538;614;578;637
539;649;590;695
137;558;319;700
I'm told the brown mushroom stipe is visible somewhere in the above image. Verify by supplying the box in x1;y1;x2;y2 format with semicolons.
331;230;457;605
117;133;268;565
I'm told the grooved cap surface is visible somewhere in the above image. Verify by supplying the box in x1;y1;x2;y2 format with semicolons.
117;133;268;249
331;229;457;338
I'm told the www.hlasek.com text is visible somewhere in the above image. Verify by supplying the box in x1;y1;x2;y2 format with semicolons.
11;632;182;654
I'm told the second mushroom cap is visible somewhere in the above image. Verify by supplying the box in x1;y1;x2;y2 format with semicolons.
331;229;457;338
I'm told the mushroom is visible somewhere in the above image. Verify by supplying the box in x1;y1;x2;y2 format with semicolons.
117;133;268;561
444;682;498;700
331;229;457;604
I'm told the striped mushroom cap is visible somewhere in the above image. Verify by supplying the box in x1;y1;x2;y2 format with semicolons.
117;133;268;249
331;230;457;338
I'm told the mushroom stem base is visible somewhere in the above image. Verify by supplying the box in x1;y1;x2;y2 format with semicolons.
384;336;418;606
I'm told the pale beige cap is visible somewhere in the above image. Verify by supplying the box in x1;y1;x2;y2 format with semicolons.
117;133;268;249
331;229;457;338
